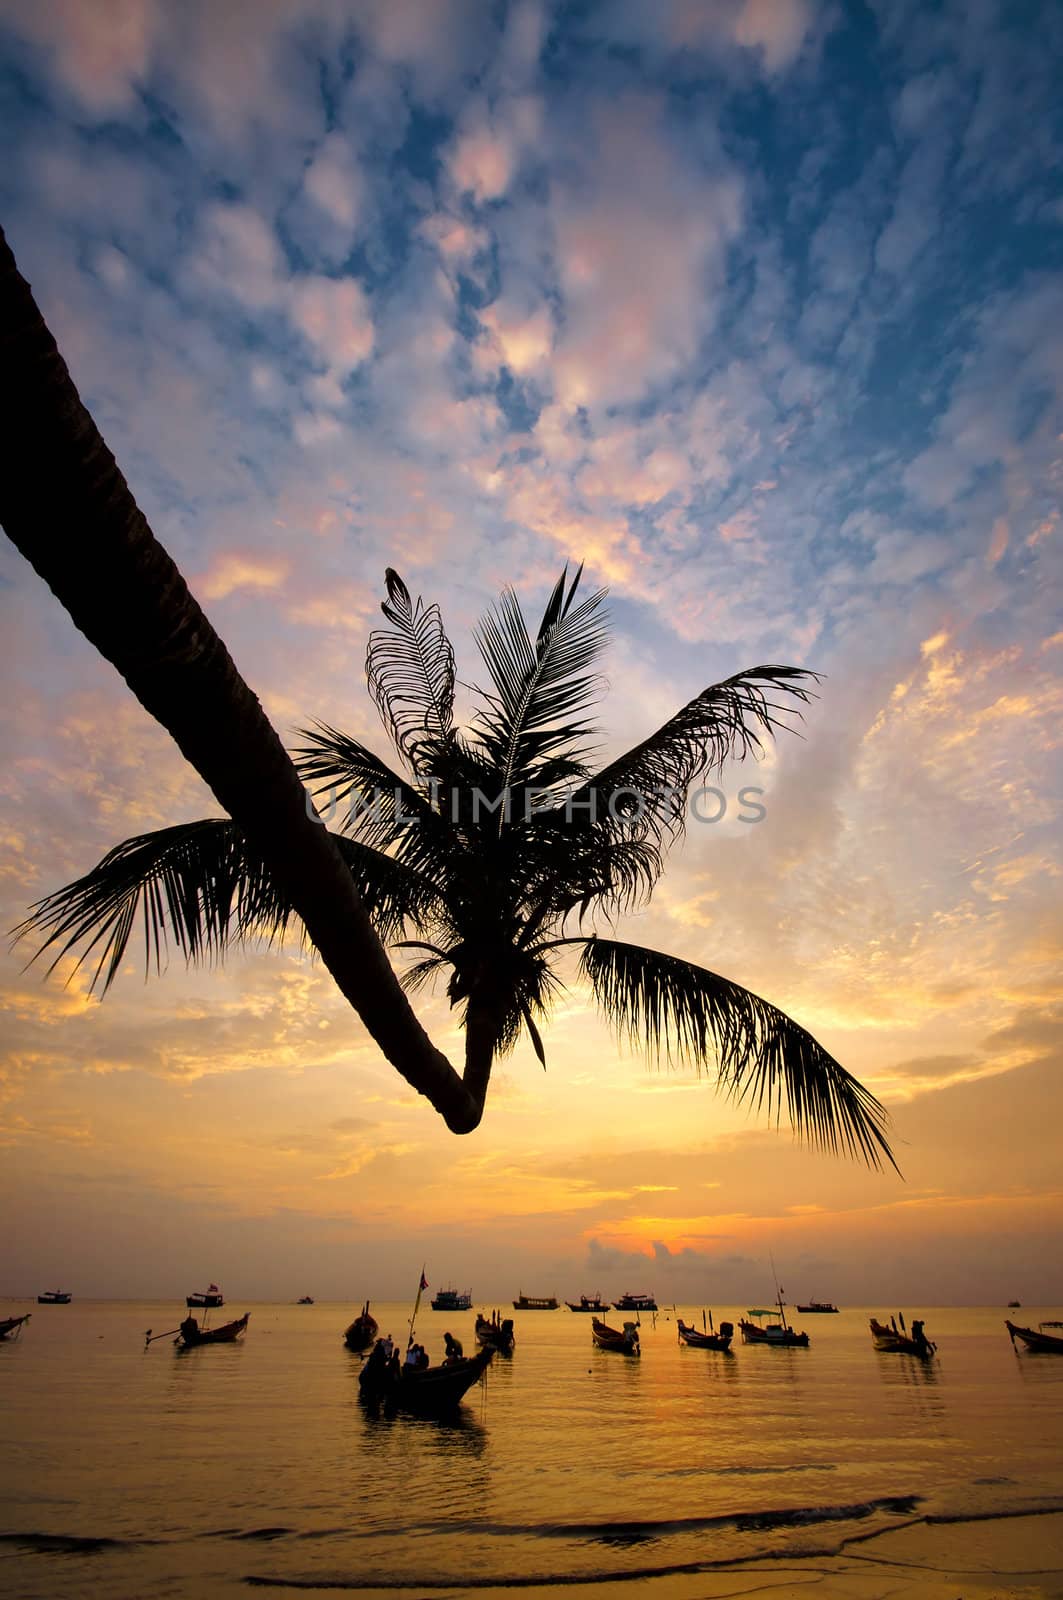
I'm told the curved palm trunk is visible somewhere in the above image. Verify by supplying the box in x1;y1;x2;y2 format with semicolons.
0;226;481;1133
462;996;501;1127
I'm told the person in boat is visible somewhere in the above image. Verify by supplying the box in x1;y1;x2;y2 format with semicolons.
380;1333;394;1359
443;1331;464;1363
363;1340;389;1380
404;1343;420;1369
911;1319;933;1354
180;1315;199;1342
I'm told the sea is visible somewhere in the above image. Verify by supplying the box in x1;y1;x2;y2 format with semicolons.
2;1299;1062;1598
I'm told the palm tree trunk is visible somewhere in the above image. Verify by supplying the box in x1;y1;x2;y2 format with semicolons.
0;225;482;1133
461;996;499;1128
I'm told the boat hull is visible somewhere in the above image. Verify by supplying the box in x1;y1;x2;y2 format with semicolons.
0;1314;31;1339
677;1319;733;1351
37;1293;71;1304
359;1349;493;1415
869;1318;935;1356
739;1319;809;1347
1006;1320;1063;1353
591;1318;640;1355
613;1297;657;1312
566;1299;608;1313
176;1313;250;1348
344;1302;379;1351
474;1314;515;1352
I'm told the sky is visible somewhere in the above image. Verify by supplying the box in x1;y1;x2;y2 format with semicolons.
0;0;1061;1310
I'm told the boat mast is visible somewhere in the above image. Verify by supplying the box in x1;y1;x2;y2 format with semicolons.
769;1252;789;1332
407;1265;428;1349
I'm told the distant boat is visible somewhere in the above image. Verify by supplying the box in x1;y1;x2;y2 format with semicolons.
430;1286;472;1311
613;1292;657;1312
677;1317;733;1352
566;1293;609;1313
869;1315;936;1357
740;1301;810;1348
1007;1299;1021;1308
176;1312;249;1348
186;1283;224;1308
513;1293;559;1310
37;1290;71;1304
297;1295;314;1305
0;1314;31;1339
1006;1319;1063;1354
474;1311;515;1352
591;1317;640;1355
343;1302;379;1351
358;1345;492;1415
796;1300;839;1313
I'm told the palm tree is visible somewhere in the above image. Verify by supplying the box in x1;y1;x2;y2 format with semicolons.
19;563;895;1168
0;223;472;1130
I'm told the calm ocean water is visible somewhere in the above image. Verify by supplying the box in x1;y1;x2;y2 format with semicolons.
1;1299;1062;1597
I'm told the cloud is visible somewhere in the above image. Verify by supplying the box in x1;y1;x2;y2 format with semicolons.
197;550;291;602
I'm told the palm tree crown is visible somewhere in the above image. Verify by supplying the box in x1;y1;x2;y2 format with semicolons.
19;566;895;1168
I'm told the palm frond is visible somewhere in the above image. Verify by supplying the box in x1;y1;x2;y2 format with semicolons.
331;837;449;940
472;565;609;797
14;819;450;997
294;721;439;847
366;569;455;771
562;667;819;845
575;936;895;1170
13;819;293;994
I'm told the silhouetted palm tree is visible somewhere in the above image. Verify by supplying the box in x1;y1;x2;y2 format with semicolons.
19;564;895;1167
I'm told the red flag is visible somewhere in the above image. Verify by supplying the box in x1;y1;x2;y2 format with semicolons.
419;1271;429;1291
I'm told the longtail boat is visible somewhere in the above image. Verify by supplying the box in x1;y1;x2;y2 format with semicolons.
474;1311;515;1352
740;1300;809;1348
344;1302;379;1351
677;1317;733;1352
0;1313;31;1339
869;1315;936;1356
591;1317;640;1355
175;1312;250;1348
1006;1319;1063;1353
358;1345;492;1415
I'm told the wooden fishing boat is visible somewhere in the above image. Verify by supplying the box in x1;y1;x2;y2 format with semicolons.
739;1305;809;1347
591;1317;640;1355
613;1292;657;1312
358;1345;492;1416
430;1286;472;1311
474;1311;515;1352
565;1293;609;1313
796;1300;838;1313
0;1313;31;1339
175;1312;249;1348
513;1293;559;1310
869;1316;936;1356
677;1317;733;1351
186;1283;224;1309
1006;1319;1063;1353
297;1295;314;1304
343;1302;379;1351
37;1290;71;1304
